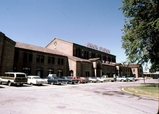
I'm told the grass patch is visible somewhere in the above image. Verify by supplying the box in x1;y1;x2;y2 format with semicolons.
124;84;159;98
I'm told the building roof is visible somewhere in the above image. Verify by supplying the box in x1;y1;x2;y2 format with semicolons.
15;42;66;56
0;32;16;45
127;64;141;68
68;55;91;63
89;58;100;61
45;38;73;48
46;38;116;56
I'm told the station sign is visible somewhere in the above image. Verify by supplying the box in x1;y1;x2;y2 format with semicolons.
86;42;110;54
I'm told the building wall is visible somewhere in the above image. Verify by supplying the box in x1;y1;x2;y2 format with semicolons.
46;38;73;56
13;48;69;78
46;38;116;63
131;68;142;78
73;43;116;63
0;33;4;71
76;61;93;77
0;32;15;75
102;64;116;77
68;59;77;76
0;32;141;78
128;64;143;78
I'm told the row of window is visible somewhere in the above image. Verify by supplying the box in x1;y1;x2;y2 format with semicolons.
14;51;64;65
74;48;115;62
13;67;63;78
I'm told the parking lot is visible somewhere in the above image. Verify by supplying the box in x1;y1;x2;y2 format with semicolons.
0;80;158;114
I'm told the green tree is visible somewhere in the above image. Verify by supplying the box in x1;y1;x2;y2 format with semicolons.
120;0;159;72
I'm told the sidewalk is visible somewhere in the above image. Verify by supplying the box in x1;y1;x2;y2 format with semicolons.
136;78;159;84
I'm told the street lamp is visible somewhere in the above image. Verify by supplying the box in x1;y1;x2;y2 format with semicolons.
157;73;159;114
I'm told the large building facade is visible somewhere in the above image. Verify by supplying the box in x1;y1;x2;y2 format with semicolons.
0;32;16;75
0;32;143;78
46;38;117;77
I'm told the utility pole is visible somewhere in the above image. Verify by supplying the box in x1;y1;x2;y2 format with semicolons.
157;74;159;114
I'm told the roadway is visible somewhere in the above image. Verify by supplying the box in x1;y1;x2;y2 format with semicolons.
0;79;158;114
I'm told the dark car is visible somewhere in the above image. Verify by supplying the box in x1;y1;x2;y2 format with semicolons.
53;76;70;84
60;76;78;84
46;76;65;85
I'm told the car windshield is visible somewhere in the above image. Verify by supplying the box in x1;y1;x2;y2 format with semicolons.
61;76;67;79
16;74;26;77
48;77;53;79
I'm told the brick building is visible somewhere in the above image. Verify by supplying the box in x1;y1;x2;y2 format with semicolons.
46;38;117;77
0;32;143;78
13;42;69;78
0;32;16;75
128;64;143;78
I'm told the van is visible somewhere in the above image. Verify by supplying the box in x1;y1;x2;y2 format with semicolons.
0;72;28;86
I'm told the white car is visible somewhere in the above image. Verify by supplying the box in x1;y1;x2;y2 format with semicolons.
96;77;104;83
27;76;48;85
86;77;97;83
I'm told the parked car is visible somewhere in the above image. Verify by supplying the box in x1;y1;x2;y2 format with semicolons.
76;77;88;83
27;76;48;85
67;76;87;83
102;75;116;82
127;76;135;82
0;72;27;86
46;76;66;85
86;77;97;83
95;77;105;83
67;76;81;83
116;76;127;82
53;76;71;84
60;76;78;84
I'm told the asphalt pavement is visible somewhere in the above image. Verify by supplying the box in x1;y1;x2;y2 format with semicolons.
0;79;158;114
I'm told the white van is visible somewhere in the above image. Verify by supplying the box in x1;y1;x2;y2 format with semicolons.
0;72;28;86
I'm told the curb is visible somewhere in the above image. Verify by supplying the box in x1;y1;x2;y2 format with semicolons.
122;87;159;101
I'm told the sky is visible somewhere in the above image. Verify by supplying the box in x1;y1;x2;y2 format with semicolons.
0;0;127;64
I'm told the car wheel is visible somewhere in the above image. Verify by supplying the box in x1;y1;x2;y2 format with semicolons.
8;81;12;86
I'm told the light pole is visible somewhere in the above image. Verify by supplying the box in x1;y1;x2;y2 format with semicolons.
157;73;159;114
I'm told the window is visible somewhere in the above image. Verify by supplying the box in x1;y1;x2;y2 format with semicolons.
61;59;64;65
48;56;55;64
84;51;89;59
58;58;64;65
91;53;95;58
85;71;90;77
48;57;51;63
58;58;60;65
36;68;43;77
23;67;31;75
47;69;54;75
14;51;19;61
41;55;44;63
36;55;45;63
36;55;40;62
75;48;81;57
23;52;33;62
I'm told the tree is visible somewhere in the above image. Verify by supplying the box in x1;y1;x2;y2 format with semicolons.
120;0;159;72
